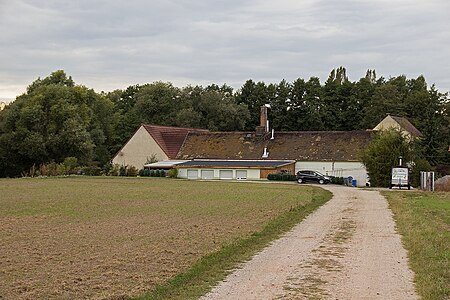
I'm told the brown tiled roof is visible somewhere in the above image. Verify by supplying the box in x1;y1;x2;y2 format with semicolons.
143;125;209;159
390;116;423;137
177;130;375;161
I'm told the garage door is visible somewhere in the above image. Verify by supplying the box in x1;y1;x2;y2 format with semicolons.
219;170;233;179
236;170;247;180
187;170;198;179
201;170;214;179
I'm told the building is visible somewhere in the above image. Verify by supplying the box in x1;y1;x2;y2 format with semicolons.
176;159;295;180
113;108;421;186
112;124;208;168
176;130;373;185
373;115;423;139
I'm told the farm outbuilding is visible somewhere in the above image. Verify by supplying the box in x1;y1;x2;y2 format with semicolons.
112;107;423;186
176;160;295;180
374;115;423;139
176;131;373;186
112;125;208;169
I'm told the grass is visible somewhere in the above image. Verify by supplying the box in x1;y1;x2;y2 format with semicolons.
0;177;331;299
383;191;450;300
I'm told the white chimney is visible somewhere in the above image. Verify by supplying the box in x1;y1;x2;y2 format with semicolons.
262;147;269;158
266;120;269;132
271;129;274;140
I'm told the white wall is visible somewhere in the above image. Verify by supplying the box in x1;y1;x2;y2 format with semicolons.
177;168;261;180
295;161;368;186
112;126;168;169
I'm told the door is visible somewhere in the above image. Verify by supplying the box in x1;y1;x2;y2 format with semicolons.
201;170;214;179
187;170;198;179
236;170;247;180
219;170;233;179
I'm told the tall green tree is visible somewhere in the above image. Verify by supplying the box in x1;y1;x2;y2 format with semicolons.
270;79;292;130
0;70;114;177
236;80;269;130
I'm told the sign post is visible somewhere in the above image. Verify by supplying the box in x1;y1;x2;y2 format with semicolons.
391;166;410;190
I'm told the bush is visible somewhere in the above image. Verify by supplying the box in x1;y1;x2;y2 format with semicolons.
330;176;345;185
410;158;432;187
81;165;101;176
119;165;127;176
126;166;139;177
139;168;151;177
360;129;412;187
108;164;121;176
267;173;296;181
63;157;78;174
168;168;178;178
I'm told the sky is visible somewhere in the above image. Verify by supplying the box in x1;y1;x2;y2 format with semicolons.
1;0;449;102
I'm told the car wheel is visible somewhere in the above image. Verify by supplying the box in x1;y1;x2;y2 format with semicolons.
297;178;303;184
318;179;324;184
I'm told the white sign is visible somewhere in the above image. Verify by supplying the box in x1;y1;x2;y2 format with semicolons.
391;167;409;186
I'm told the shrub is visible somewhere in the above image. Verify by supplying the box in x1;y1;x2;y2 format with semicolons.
360;129;412;187
139;168;151;177
119;165;127;176
168;168;178;178
63;157;78;174
410;158;432;187
127;166;139;177
81;165;101;176
267;173;296;181
330;176;345;185
108;164;121;176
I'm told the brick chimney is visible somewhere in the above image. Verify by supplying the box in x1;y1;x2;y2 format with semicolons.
256;105;268;135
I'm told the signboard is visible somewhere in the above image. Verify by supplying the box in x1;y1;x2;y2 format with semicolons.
391;167;410;189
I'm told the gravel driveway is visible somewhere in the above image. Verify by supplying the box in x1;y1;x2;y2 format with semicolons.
201;185;418;299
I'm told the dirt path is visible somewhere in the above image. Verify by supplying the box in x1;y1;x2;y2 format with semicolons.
201;185;418;299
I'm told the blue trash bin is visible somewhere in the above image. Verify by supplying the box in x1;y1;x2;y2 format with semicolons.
352;179;357;187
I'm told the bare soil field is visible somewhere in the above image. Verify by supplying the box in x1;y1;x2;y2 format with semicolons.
0;177;324;299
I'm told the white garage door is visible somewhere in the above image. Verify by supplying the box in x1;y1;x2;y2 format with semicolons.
236;170;247;180
187;170;198;179
201;170;214;179
219;170;233;179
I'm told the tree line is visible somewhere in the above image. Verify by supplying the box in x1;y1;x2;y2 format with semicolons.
0;68;448;177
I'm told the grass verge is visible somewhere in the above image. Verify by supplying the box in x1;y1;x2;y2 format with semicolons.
383;191;449;300
136;187;332;300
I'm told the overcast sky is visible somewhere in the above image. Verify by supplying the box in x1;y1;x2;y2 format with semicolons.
1;0;449;101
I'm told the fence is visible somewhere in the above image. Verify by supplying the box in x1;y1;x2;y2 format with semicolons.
420;171;435;191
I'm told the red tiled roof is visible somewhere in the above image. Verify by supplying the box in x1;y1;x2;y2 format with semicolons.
177;130;375;161
143;125;209;159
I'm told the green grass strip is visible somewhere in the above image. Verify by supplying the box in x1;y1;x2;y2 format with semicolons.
383;191;450;300
135;187;332;300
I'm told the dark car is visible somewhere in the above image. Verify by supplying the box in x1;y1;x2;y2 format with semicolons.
296;170;330;184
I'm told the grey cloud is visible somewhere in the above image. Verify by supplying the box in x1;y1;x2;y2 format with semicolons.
1;0;449;98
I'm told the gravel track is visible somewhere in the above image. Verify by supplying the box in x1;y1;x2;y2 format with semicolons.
201;185;418;300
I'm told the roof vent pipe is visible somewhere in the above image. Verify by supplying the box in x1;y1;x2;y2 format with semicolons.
262;147;269;158
266;120;269;132
271;129;274;140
